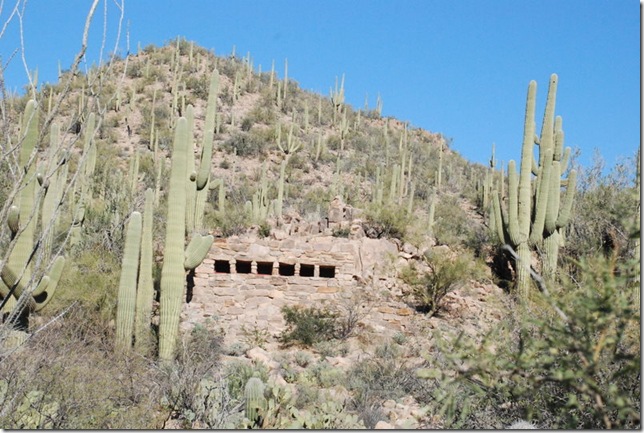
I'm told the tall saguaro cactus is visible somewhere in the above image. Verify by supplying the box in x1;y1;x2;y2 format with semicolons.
117;71;219;358
492;74;577;298
115;211;142;350
159;118;190;361
192;69;220;232
158;115;214;361
134;188;155;352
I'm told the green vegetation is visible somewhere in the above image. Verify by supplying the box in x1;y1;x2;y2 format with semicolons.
0;33;638;430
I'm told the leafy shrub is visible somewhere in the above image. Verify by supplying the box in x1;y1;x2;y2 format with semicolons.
362;204;412;241
278;305;339;347
221;130;269;158
402;249;482;317
346;347;428;422
185;74;210;100
223;360;269;401
432;194;476;246
204;204;251;237
419;252;641;429
240;323;271;349
294;351;313;368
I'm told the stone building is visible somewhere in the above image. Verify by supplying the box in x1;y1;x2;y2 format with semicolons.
180;198;422;344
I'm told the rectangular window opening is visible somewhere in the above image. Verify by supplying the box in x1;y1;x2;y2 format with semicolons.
214;260;231;273
278;262;295;276
235;260;252;274
299;264;315;277
257;261;274;275
319;265;336;278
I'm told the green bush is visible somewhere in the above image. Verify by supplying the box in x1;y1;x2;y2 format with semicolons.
362;204;412;241
278;305;339;347
402;249;482;317
419;252;641;429
221;130;269;158
223;360;269;401
432;194;475;246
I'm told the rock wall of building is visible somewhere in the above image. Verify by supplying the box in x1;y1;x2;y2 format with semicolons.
180;233;419;342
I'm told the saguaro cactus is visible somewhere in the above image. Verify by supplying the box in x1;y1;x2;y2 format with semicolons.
1;100;66;321
158;116;214;361
115;211;142;350
192;69;220;232
159;118;190;361
245;375;267;426
492;74;577;298
134;188;155;352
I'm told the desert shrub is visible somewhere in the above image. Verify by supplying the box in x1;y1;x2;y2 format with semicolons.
223;360;269;401
159;324;226;427
126;60;144;78
432;193;476;246
419;252;640;429
240;323;271;349
294;350;313;368
332;226;350;238
402;249;483;316
243;104;276;126
278;305;339;347
185;74;210;100
304;360;346;388
346;344;428;426
221;130;269;158
0;304;165;429
203;203;251;237
279;299;365;348
362;204;412;241
566;151;639;266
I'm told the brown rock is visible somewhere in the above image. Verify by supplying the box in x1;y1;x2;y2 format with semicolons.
396;308;414;316
316;286;339;294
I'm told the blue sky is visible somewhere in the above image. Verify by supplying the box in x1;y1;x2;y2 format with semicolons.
0;0;639;172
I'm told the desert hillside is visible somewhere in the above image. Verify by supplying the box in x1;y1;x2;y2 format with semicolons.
0;38;639;429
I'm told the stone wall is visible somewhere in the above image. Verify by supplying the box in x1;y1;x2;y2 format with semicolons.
180;232;418;342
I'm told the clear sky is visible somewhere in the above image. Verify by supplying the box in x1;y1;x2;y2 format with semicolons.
0;0;639;172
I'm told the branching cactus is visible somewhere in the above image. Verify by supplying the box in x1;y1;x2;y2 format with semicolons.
1;100;66;322
5;100;40;304
492;74;577;298
158;115;214;361
186;69;220;233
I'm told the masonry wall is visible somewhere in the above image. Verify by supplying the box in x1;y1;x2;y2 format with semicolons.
180;233;414;343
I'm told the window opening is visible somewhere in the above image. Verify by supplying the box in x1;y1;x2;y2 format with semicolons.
278;262;295;276
319;265;335;278
235;260;252;274
257;261;274;275
214;260;231;273
299;264;315;277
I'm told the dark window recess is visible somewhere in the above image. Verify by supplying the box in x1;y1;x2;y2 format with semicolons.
300;264;315;277
257;261;274;275
235;260;252;274
279;262;295;276
319;265;336;278
214;260;231;273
